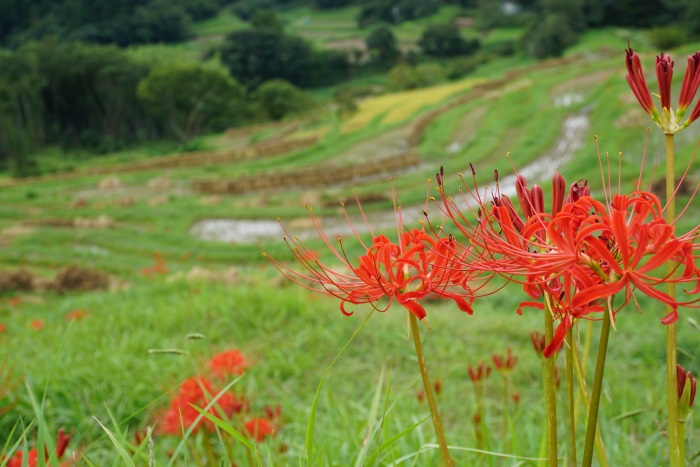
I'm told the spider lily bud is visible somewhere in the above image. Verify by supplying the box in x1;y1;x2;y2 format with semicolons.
468;362;491;383
551;173;566;216
492;348;518;373
677;364;697;421
625;45;700;133
530;331;546;356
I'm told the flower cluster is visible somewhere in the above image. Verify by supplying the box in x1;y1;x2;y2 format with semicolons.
3;428;74;467
626;46;700;133
264;181;486;325
159;349;281;444
437;168;700;357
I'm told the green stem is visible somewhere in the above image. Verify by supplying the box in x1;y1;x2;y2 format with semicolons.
572;336;610;467
680;421;686;464
582;304;612;467
565;330;576;466
665;133;681;467
503;374;510;439
409;313;453;466
544;300;558;466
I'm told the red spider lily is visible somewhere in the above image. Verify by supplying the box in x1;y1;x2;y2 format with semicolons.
492;348;517;373
264;183;478;323
245;417;276;442
4;428;74;467
677;364;697;419
65;309;88;321
30;320;44;330
0;324;6;333
161;377;246;436
625;45;700;132
208;349;249;380
468;362;491;383
530;331;545;356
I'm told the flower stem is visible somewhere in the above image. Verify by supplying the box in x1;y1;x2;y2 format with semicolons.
544;300;558;466
409;313;452;466
566;329;576;466
572;336;609;467
679;421;686;464
582;304;612;467
665;133;681;467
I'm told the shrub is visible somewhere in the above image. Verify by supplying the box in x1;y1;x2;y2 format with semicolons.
447;55;483;80
523;13;577;59
257;80;314;121
389;62;445;90
419;23;480;57
366;25;400;66
648;26;688;51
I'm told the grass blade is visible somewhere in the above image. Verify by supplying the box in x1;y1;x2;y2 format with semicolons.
305;310;374;464
354;366;386;467
94;416;136;467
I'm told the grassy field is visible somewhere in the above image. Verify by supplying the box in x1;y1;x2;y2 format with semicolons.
2;28;700;465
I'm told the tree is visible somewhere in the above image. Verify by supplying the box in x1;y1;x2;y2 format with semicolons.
256;80;314;121
523;13;577;58
366;25;400;65
419;23;480;57
137;62;245;142
221;29;320;88
251;9;284;32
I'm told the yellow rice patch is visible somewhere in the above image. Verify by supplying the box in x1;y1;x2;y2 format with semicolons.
342;78;482;133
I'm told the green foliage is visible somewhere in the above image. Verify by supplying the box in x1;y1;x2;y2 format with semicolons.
648;26;688;51
366;25;401;66
357;0;441;28
257;79;314;120
220;29;351;89
475;0;533;30
523;14;578;58
538;0;585;32
137;62;245;142
446;55;483;79
232;0;277;21
419;23;480;57
389;62;445;90
316;0;353;8
251;9;285;33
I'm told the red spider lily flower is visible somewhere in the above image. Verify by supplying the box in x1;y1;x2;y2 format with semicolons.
264;183;478;324
492;348;517;373
530;331;545;356
140;253;168;276
8;297;21;307
245;417;276;442
5;428;74;467
567;192;700;324
65;309;88;321
625;46;700;132
433;379;443;395
208;349;249;380
625;46;659;120
161;377;245;436
0;324;6;333
678;52;700;115
468;362;491;383
512;392;520;405
265;404;282;421
416;390;425;403
677;364;697;420
30;320;44;330
656;53;673;111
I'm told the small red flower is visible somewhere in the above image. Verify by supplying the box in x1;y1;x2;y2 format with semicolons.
161;377;245;436
468;362;491;383
245;417;275;442
30;320;44;330
492;348;517;373
0;324;6;333
208;350;249;380
677;364;697;420
530;331;545;356
66;310;88;321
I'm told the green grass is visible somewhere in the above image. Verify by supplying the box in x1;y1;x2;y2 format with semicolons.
3;27;700;465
